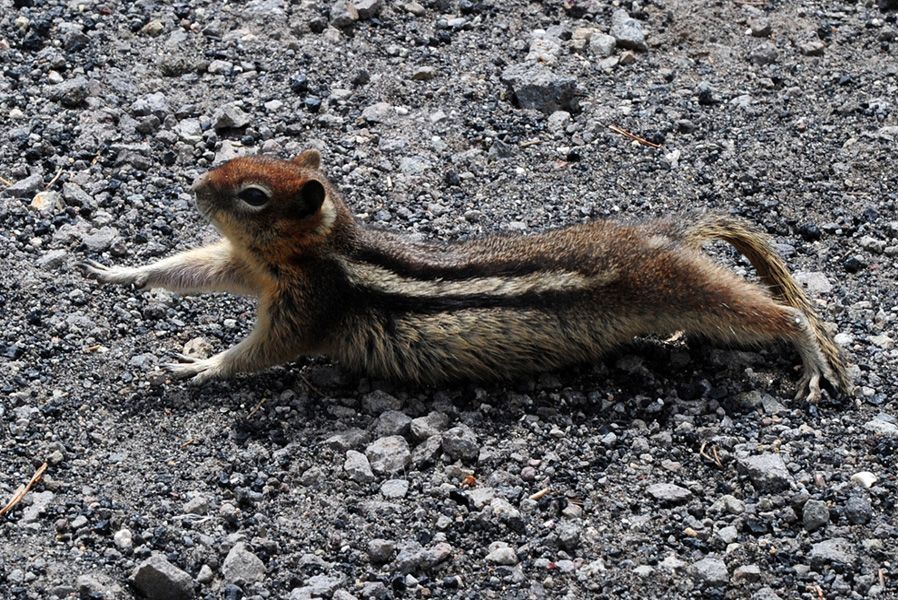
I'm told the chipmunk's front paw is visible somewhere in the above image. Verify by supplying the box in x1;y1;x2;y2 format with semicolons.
80;260;149;288
163;353;224;385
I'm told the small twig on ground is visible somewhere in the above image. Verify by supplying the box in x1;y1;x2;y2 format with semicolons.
180;438;199;449
520;139;542;148
879;568;886;588
608;124;662;149
0;462;48;518
0;176;12;187
298;371;325;397
44;168;64;191
247;397;268;419
529;487;551;501
699;441;724;469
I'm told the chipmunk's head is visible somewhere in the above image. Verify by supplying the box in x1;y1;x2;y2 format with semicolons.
192;150;345;264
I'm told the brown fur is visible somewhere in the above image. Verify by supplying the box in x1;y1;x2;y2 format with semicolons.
81;152;850;402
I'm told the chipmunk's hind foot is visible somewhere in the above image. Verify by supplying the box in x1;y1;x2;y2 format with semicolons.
788;308;845;404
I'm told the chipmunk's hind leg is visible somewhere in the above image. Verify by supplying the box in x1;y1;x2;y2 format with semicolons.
666;264;835;403
646;213;849;401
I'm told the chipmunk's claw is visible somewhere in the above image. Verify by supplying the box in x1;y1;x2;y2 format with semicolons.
80;259;115;281
795;369;822;404
163;353;222;385
79;260;148;288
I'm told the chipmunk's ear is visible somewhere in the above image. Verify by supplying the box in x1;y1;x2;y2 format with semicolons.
292;149;321;170
288;179;326;220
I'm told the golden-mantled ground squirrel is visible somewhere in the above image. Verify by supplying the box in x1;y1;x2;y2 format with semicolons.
82;150;849;402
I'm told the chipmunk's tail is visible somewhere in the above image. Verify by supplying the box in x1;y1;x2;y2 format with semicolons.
679;213;850;394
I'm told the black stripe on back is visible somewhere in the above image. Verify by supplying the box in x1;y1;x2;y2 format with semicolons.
353;244;556;281
352;285;592;314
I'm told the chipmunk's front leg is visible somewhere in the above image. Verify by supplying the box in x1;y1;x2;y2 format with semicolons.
162;310;301;384
82;240;259;296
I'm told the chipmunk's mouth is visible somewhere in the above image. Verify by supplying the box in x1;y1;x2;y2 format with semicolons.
194;199;215;224
191;174;220;226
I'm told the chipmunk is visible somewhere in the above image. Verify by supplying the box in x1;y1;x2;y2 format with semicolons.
82;150;850;402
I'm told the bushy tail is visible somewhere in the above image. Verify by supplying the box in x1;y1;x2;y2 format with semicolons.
680;213;850;393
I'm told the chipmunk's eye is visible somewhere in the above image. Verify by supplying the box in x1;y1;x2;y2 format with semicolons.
237;186;270;208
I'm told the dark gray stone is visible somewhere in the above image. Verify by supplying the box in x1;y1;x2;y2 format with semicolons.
802;499;829;532
130;555;194;600
331;1;359;28
844;491;872;524
354;0;383;19
610;10;647;51
412;435;443;467
690;557;728;586
361;390;402;414
77;574;124;598
81;227;119;252
6;173;43;198
62;182;94;207
393;541;429;574
410;411;450;441
500;63;579;114
750;42;778;65
441;425;480;463
371;410;412;438
647;483;692;504
733;564;761;582
736;453;793;492
368;538;395;563
306;573;344;596
49;77;90;107
131;92;170;116
556;521;581;551
325;427;370;450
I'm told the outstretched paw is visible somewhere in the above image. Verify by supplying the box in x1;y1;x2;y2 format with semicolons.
79;260;148;288
163;353;222;385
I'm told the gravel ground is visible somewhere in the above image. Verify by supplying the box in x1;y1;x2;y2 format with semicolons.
2;0;898;598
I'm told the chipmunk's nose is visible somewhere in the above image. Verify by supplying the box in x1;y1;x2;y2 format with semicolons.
191;173;210;193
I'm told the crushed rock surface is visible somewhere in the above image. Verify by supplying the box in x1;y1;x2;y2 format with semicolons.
1;0;897;598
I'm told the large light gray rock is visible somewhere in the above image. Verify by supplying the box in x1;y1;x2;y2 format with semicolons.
344;450;375;483
366;436;411;474
809;538;856;566
690;557;728;586
610;10;647;51
222;542;265;584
